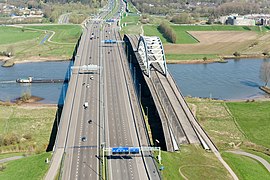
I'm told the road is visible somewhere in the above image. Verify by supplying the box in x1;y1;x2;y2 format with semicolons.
58;13;70;24
227;150;270;172
46;0;159;179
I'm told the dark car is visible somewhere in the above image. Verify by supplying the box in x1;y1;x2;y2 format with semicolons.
82;137;87;142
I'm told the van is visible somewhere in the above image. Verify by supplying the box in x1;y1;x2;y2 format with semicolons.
84;102;89;109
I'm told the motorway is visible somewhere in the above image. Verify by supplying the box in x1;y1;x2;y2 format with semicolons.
55;1;160;180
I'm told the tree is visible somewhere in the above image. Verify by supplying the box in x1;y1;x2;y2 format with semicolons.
259;61;270;87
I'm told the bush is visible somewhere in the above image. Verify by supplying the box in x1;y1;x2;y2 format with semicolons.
21;92;31;102
203;57;207;61
3;133;20;146
233;51;241;57
158;22;177;43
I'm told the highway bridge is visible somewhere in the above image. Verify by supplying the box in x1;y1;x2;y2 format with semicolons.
45;0;238;179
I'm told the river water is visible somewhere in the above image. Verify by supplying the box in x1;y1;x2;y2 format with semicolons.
0;61;71;104
0;58;269;104
168;58;270;100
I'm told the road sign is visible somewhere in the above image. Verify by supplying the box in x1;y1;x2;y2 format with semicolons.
129;147;140;154
112;147;129;154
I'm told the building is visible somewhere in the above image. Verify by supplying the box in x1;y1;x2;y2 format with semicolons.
226;15;255;26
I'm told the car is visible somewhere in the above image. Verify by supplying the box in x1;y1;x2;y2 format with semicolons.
88;120;92;124
82;137;87;142
90;76;94;80
86;84;90;88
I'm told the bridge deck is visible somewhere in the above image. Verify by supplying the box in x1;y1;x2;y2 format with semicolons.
125;34;202;151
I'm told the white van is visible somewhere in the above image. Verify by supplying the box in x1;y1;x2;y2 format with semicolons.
84;102;89;109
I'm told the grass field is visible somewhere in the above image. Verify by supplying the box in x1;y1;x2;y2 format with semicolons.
226;101;270;148
143;25;168;43
0;105;56;153
0;25;81;63
0;152;51;180
25;25;82;43
186;98;270;179
159;145;232;180
222;152;270;180
0;26;42;45
144;25;266;45
186;98;246;150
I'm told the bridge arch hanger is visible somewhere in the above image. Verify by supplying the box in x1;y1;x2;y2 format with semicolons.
137;35;167;78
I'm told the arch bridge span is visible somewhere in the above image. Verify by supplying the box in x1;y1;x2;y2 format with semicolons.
124;34;216;152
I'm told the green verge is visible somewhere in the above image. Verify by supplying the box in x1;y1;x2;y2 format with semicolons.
165;53;218;60
226;101;270;148
159;145;231;180
0;152;52;180
222;152;270;180
0;26;42;45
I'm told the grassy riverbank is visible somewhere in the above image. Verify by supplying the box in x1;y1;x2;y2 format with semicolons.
0;24;81;66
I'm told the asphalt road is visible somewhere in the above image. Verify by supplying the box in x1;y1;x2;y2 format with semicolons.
47;1;159;179
62;19;102;180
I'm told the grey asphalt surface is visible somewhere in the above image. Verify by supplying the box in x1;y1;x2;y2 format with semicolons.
47;1;160;179
227;150;270;172
0;156;24;163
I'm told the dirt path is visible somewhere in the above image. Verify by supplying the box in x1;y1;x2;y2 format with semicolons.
227;150;270;172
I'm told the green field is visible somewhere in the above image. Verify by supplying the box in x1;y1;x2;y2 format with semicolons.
166;53;218;61
144;25;269;44
143;25;168;43
222;152;270;180
0;26;42;45
0;152;51;180
0;105;56;153
185;98;270;179
159;145;231;180
25;25;82;43
121;15;140;25
171;25;267;32
0;25;81;63
226;101;270;148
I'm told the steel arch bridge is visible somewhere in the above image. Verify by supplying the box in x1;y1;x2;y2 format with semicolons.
137;36;167;77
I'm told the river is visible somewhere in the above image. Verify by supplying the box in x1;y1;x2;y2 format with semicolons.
0;61;71;104
168;58;270;100
0;58;269;104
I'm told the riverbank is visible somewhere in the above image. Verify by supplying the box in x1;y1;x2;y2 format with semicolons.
1;57;71;67
167;54;269;64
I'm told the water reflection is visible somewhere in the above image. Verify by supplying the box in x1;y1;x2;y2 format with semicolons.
168;58;270;100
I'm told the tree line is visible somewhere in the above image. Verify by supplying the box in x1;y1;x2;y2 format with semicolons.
158;22;177;43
